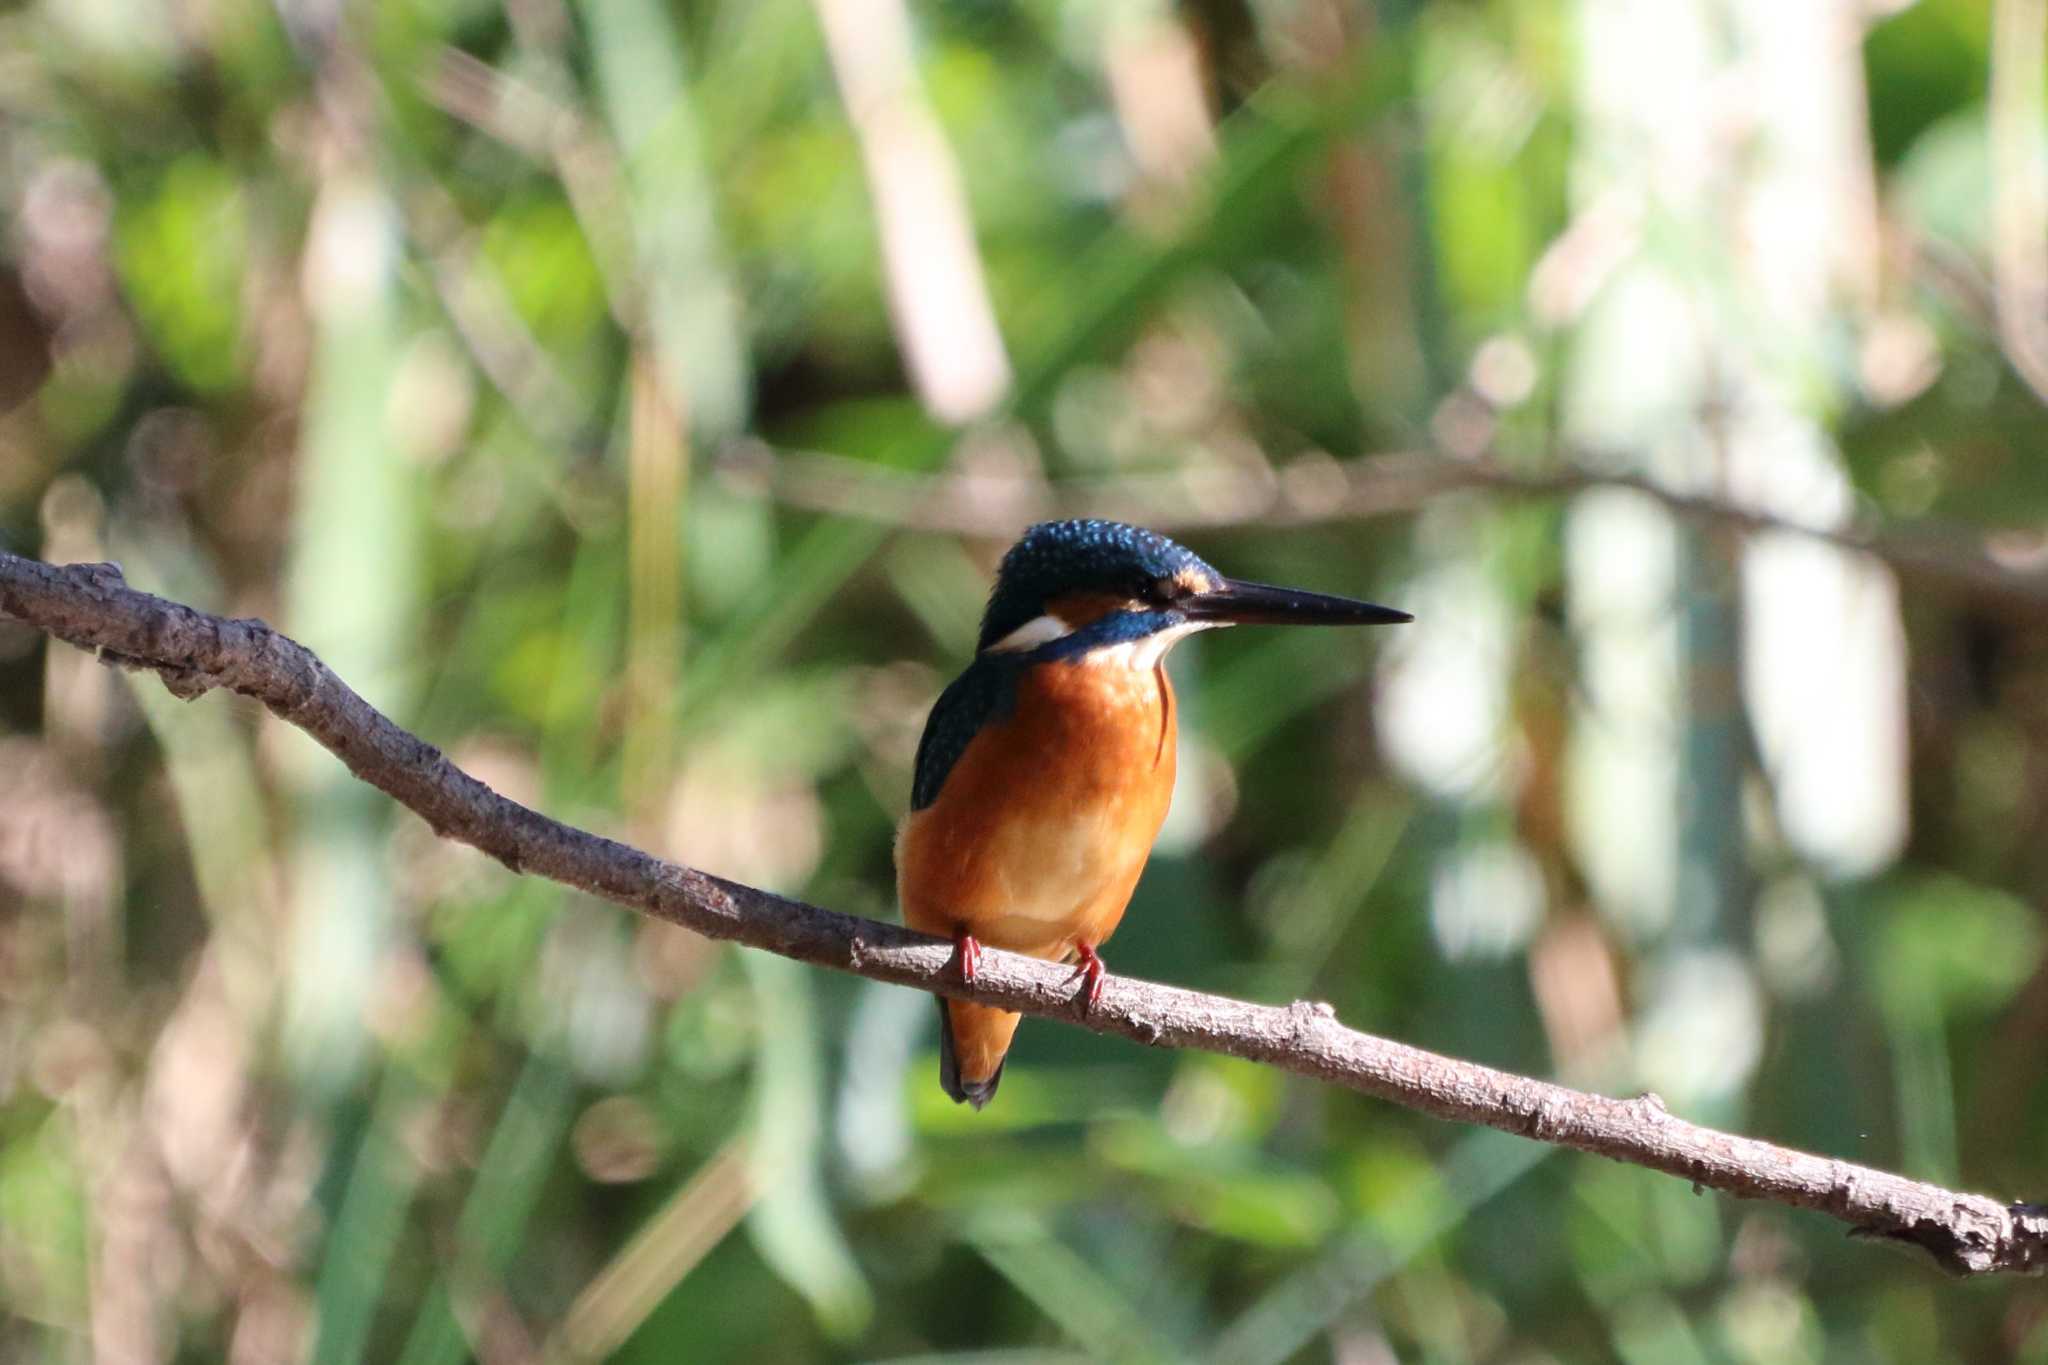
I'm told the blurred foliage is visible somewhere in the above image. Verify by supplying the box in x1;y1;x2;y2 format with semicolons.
2;0;2047;1362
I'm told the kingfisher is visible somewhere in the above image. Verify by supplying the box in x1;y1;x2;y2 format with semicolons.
897;519;1410;1108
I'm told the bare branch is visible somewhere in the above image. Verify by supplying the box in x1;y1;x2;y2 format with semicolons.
715;443;2048;619
3;550;2043;1277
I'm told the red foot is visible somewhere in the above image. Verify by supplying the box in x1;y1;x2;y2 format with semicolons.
1068;943;1106;1010
954;930;982;984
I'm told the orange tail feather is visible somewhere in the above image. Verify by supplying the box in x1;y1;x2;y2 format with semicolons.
936;997;1023;1108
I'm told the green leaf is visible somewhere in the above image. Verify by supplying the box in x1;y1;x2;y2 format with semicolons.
1872;873;2044;1019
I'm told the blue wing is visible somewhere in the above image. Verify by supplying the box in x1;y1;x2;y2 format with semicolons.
910;656;1020;811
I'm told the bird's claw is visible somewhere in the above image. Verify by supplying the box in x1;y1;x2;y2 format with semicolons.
1068;943;1105;1010
954;931;982;984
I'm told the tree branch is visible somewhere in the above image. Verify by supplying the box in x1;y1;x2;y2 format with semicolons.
715;443;2048;619
3;550;2043;1277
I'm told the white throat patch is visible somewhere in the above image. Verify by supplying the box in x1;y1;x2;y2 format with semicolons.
1090;619;1221;671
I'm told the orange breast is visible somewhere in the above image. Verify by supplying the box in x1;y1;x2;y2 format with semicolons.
897;655;1178;961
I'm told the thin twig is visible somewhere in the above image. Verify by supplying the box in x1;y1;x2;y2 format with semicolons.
714;443;2048;618
3;551;2044;1277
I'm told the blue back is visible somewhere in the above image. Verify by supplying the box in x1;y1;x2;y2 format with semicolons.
910;655;1021;811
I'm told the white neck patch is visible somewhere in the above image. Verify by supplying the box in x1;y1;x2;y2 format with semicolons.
987;613;1072;652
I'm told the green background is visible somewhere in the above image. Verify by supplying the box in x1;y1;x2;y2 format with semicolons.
1;0;2045;1360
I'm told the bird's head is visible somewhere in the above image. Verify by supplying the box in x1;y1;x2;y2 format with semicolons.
977;519;1410;659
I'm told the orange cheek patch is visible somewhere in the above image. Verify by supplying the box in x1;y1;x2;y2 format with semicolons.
1046;590;1140;627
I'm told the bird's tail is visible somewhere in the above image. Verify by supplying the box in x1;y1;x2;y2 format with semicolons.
936;996;1022;1109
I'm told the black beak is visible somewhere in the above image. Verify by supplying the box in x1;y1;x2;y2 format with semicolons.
1183;578;1412;628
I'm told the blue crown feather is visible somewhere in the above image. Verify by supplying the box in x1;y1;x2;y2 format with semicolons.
977;519;1216;651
